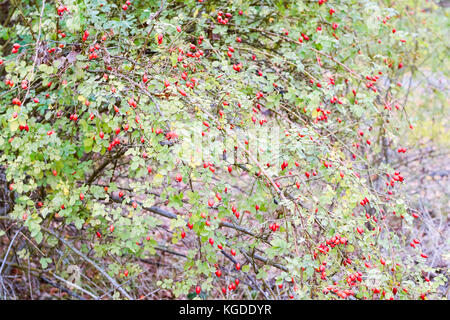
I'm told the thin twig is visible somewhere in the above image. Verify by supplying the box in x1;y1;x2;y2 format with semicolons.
41;227;133;300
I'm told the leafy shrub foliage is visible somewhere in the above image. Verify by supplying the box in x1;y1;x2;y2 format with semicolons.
0;0;447;299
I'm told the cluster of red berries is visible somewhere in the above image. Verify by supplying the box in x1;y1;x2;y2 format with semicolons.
180;70;200;88
82;30;89;42
386;171;404;188
226;45;234;58
12;98;21;106
107;136;121;152
232;63;243;72
322;284;354;299
217;11;232;25
364;73;382;93
57;29;66;38
322;160;333;168
19;79;28;90
330;96;343;104
223;278;240;292
342;257;353;267
316;261;328;280
57;5;69;16
326;234;348;247
346;271;363;287
298;33;310;43
410;238;420;248
169;44;205;96
314;107;332;123
203;161;216;173
88;43;101;60
165;131;178;140
231;205;240;218
11;43;21;54
19;124;30;132
122;1;131;11
127;97;137;108
314;234;348;259
268;222;280;232
69;113;78;122
360;197;370;206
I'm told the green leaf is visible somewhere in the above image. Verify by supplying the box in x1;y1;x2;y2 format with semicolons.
40;257;51;269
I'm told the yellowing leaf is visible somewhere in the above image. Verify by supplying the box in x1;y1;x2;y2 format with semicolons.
153;173;164;186
9;120;19;132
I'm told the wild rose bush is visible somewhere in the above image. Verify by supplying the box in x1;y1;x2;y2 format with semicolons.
0;0;447;300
